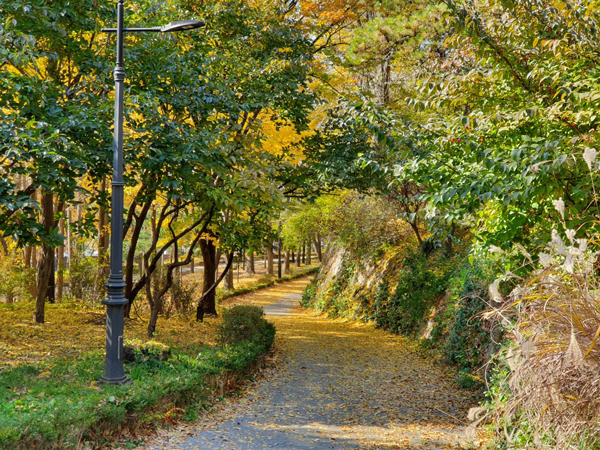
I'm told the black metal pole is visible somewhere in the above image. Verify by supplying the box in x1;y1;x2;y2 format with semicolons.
101;0;129;385
277;221;282;279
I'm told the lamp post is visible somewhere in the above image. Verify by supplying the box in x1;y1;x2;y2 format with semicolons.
277;221;282;279
100;0;204;385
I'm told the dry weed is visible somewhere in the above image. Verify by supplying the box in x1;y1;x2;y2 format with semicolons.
489;231;600;449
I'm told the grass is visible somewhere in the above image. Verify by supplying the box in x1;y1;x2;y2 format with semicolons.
0;338;274;449
0;301;275;449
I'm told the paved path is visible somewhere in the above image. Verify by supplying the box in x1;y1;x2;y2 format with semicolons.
144;278;476;449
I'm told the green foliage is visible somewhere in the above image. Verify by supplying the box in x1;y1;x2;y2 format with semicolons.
0;0;320;313
440;260;493;371
374;250;451;335
301;280;316;308
217;306;275;348
303;241;494;382
169;279;197;318
455;370;485;391
0;0;114;246
284;192;409;260
371;279;391;325
444;293;488;370
304;260;357;317
302;0;600;258
0;253;33;303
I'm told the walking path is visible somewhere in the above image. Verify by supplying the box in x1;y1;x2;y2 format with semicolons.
144;278;477;449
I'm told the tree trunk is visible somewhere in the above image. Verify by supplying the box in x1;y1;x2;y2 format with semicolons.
196;251;233;321
34;191;54;323
307;241;312;265
314;234;322;262
224;261;234;290
301;242;306;264
376;47;394;105
146;225;206;336
127;206;213;311
445;221;456;255
215;248;221;279
266;244;274;276
148;306;160;338
57;236;64;301
145;264;162;338
284;249;291;274
246;251;255;274
27;189;38;301
199;236;218;317
124;200;153;317
66;207;72;273
46;250;55;304
295;246;301;267
57;207;65;301
410;220;423;246
291;250;295;263
32;245;37;268
25;247;32;268
98;176;109;277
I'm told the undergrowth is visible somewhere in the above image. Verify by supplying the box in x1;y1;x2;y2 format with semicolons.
302;245;496;381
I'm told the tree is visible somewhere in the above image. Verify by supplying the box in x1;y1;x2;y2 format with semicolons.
1;0;114;321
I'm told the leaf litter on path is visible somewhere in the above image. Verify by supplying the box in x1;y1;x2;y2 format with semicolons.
142;277;481;449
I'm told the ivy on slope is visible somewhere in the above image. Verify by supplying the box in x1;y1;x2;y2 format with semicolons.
303;245;496;378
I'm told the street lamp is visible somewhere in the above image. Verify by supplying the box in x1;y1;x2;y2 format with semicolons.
100;0;205;385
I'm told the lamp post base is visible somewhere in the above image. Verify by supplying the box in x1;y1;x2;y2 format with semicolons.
101;301;130;385
99;375;132;385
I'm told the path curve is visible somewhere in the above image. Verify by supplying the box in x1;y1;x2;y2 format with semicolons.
144;278;476;450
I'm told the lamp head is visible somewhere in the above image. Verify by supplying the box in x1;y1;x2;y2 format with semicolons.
161;20;206;32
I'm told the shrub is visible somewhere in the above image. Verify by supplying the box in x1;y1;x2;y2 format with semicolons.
441;260;493;371
69;255;103;303
168;278;197;317
455;370;485;390
301;280;316;307
0;248;34;303
217;305;275;347
376;250;451;335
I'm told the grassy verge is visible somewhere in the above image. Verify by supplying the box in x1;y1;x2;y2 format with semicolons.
0;306;274;449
